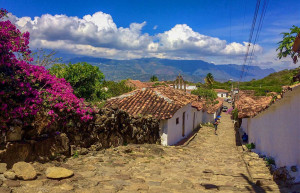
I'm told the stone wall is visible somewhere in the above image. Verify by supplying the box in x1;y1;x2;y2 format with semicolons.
0;107;160;167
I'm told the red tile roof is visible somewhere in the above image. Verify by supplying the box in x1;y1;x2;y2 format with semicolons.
191;98;223;114
125;80;154;89
105;86;198;120
236;83;300;118
214;89;229;93
235;95;273;118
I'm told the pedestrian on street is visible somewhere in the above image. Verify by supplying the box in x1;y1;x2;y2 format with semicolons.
213;119;219;135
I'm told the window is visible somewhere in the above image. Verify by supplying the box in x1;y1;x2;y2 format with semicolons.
176;118;179;125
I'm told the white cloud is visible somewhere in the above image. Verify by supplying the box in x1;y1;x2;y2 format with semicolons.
153;25;158;30
5;11;259;61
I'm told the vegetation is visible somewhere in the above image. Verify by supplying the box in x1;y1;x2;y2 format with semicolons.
191;87;217;102
0;9;94;132
277;25;300;64
31;48;62;68
231;109;239;120
150;75;159;82
265;156;276;166
245;143;256;150
102;80;134;98
210;67;300;96
50;63;107;101
204;73;214;88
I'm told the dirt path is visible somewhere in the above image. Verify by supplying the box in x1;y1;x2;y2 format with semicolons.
6;110;285;193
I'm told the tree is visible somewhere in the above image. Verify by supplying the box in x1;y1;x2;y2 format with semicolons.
191;87;217;102
204;73;214;88
150;75;159;82
31;48;62;68
49;62;106;101
103;80;133;98
277;25;300;64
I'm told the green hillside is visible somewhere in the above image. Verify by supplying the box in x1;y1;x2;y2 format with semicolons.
212;67;300;96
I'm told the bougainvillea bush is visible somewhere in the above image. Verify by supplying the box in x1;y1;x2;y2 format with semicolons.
0;9;94;137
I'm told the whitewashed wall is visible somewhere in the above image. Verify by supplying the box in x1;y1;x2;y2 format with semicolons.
191;108;204;129
159;119;168;146
217;92;228;98
163;104;195;145
242;86;300;182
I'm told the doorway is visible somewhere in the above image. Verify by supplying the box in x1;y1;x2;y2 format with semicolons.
182;112;185;137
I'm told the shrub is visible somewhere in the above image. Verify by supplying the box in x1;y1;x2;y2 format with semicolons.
245;143;256;149
0;9;94;134
265;156;276;166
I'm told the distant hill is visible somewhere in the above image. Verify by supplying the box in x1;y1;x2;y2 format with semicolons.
66;57;276;82
213;67;300;95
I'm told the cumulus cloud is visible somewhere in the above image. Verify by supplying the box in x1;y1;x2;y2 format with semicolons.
5;11;259;61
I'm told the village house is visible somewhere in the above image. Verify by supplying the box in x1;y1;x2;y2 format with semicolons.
192;98;223;123
236;84;300;182
125;79;154;89
214;89;230;98
105;86;200;146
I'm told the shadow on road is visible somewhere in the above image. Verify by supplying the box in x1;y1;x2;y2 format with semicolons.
240;173;267;193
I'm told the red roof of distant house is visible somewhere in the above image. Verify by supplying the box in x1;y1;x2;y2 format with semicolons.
214;89;229;93
235;95;273;118
236;83;300;118
125;80;154;89
105;86;198;120
191;98;223;114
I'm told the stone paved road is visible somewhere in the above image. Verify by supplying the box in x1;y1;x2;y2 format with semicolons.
8;110;289;193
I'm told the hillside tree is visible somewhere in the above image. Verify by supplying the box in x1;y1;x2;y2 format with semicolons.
277;25;300;64
150;75;159;82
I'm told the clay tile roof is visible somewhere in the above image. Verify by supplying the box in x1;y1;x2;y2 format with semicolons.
105;86;198;120
125;80;154;89
191;98;223;114
236;83;300;119
236;95;272;118
214;89;229;93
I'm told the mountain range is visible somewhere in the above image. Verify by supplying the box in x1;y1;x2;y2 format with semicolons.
65;57;276;82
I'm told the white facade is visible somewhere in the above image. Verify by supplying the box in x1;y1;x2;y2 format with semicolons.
160;103;198;146
159;101;223;146
217;92;228;98
240;86;300;182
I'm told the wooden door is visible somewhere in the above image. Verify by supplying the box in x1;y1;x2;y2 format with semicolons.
182;112;185;137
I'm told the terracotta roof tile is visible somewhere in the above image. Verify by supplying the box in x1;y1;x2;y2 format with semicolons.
214;89;229;93
191;98;223;114
105;86;198;120
236;95;272;118
236;83;300;118
125;80;154;89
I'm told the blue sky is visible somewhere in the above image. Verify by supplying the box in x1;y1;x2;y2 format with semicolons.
2;0;300;70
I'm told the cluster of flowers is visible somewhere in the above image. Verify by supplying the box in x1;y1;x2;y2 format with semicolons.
0;9;94;131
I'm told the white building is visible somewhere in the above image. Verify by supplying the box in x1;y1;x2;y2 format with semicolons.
105;86;201;146
192;98;223;123
237;84;300;182
214;89;229;98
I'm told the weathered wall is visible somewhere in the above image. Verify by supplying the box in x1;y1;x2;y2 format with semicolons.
243;86;300;182
0;107;160;167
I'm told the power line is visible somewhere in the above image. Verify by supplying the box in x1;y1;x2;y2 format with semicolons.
244;0;270;79
239;0;262;81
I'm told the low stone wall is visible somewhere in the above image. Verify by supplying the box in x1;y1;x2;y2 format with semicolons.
0;107;160;167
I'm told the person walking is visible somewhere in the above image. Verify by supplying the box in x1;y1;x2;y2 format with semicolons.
213;118;219;135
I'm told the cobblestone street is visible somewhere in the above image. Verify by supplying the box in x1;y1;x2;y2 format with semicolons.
7;110;292;193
